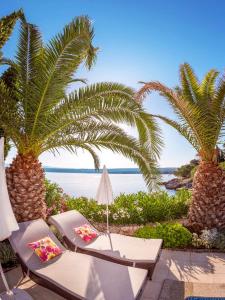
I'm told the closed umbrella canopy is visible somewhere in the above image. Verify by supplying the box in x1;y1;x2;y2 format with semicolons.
0;137;18;241
0;137;33;299
96;165;113;232
96;165;113;205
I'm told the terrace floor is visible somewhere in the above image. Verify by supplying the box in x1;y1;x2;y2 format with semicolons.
1;250;225;300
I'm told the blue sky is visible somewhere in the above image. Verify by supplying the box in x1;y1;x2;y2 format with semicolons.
1;0;225;168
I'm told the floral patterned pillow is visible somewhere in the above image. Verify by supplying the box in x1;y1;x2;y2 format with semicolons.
28;237;62;262
74;224;99;242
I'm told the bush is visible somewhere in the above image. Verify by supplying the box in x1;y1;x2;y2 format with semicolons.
45;178;191;225
44;179;68;216
134;223;192;248
174;159;199;178
192;228;225;250
190;166;198;178
65;189;191;225
0;241;17;268
111;189;191;224
219;162;225;170
66;196;106;223
174;164;194;178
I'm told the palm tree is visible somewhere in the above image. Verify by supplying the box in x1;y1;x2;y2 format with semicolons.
0;17;162;222
137;63;225;232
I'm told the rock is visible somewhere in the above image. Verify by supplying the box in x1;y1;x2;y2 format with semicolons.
164;177;192;190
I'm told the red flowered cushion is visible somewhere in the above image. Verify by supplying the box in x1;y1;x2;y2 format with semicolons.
28;237;62;262
74;224;99;242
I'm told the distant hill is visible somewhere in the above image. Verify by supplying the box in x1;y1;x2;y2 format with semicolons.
44;167;176;174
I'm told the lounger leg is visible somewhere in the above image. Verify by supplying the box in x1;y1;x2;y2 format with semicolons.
16;254;28;280
21;265;26;279
147;263;156;280
147;270;152;280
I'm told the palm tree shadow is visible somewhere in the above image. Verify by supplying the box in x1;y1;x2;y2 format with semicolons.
156;251;225;299
85;257;136;300
173;251;225;281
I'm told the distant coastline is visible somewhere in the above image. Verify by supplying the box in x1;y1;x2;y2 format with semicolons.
44;167;176;174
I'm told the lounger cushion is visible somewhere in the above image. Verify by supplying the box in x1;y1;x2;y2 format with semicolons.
10;219;148;300
81;233;162;264
32;250;147;300
28;236;62;262
49;210;163;264
10;219;66;271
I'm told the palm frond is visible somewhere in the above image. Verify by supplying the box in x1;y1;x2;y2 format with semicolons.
29;16;97;138
136;112;163;159
153;114;198;150
212;74;225;116
199;69;219;102
68;78;88;84
15;21;42;123
137;64;225;162
0;9;24;49
41;82;162;159
43;130;160;191
0;80;23;147
179;63;200;103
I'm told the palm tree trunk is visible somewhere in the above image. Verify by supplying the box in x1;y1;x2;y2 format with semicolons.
188;161;225;232
6;153;47;222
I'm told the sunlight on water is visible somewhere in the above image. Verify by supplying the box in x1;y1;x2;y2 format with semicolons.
45;173;175;198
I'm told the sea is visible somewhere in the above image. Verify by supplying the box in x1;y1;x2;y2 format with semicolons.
44;168;176;198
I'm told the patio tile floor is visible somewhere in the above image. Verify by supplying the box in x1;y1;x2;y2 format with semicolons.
1;250;225;300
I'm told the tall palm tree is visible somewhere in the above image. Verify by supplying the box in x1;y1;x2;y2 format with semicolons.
137;63;225;232
0;17;162;222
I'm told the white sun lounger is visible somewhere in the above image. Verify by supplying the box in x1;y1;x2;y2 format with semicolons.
49;210;162;278
9;219;148;300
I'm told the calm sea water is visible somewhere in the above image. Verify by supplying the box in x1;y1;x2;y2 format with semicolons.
45;173;175;198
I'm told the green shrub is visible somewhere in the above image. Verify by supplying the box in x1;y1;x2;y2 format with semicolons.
66;196;106;223
192;228;225;250
190;166;198;178
174;164;194;178
0;241;17;267
44;179;68;216
66;189;191;225
134;223;192;248
174;159;199;178
45;178;191;225
219;162;225;170
111;189;191;224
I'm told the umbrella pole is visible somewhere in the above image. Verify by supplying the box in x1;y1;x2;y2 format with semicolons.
107;204;109;233
0;262;12;295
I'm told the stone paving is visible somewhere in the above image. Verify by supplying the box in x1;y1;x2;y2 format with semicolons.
141;250;225;300
1;250;225;300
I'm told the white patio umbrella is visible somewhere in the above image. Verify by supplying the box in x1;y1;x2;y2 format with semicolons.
0;137;32;300
96;165;113;233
